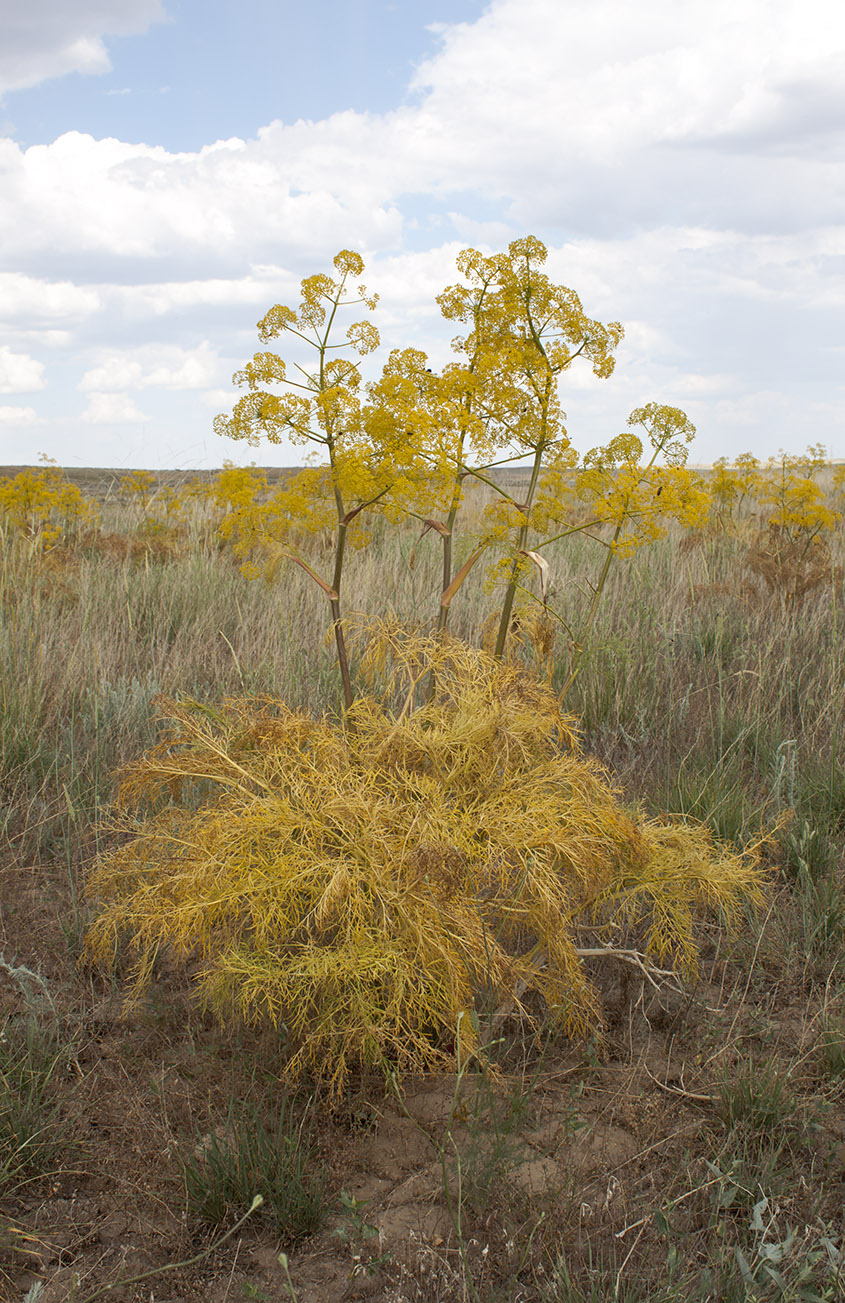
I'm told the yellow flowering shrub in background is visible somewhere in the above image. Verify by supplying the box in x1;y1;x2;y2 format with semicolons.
0;458;98;547
746;446;842;604
709;452;763;530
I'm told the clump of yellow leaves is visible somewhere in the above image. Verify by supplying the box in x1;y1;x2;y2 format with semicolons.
577;405;708;556
745;447;842;604
86;625;766;1095
0;458;97;547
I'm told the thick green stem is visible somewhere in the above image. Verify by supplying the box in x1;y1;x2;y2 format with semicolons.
436;485;462;636
493;441;545;660
330;594;354;713
328;447;354;712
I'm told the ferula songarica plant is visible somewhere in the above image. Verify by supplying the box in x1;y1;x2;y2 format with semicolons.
86;623;767;1095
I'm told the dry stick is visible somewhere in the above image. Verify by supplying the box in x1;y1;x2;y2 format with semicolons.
221;1236;243;1303
614;1219;647;1300
642;1064;712;1105
492;945;681;1026
614;1171;726;1240
71;1195;264;1303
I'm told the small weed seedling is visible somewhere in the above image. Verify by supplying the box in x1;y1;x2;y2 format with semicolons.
334;1191;391;1279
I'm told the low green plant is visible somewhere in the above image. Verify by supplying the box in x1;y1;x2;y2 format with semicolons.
457;1072;531;1215
690;1166;842;1302
333;1190;392;1281
177;1096;324;1242
786;824;845;974
541;1257;664;1302
780;816;837;883
0;1015;68;1197
665;750;765;848
717;1061;798;1136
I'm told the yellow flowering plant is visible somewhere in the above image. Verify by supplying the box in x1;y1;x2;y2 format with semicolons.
214;239;715;703
117;470;187;540
0;457;98;547
746;446;842;603
85;247;774;1093
214;251;414;708
207;461;270;557
439;238;624;660
709;452;763;527
367;239;626;663
551;405;709;692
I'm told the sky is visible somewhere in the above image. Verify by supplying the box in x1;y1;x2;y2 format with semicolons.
0;0;843;470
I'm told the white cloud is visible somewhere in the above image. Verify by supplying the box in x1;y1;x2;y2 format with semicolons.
0;131;404;269
117;274;292;317
0;273;101;322
199;387;238;411
414;0;845;159
0;404;38;425
146;346;217;389
79;342;220;391
1;0;842;275
81;391;148;423
0;0;165;94
78;357;144;392
0;346;46;393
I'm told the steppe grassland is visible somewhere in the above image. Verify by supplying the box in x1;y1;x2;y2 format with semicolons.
1;467;844;1302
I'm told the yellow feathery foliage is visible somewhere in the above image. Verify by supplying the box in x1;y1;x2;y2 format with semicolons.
85;626;767;1095
741;448;843;604
577;406;706;555
0;460;98;546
